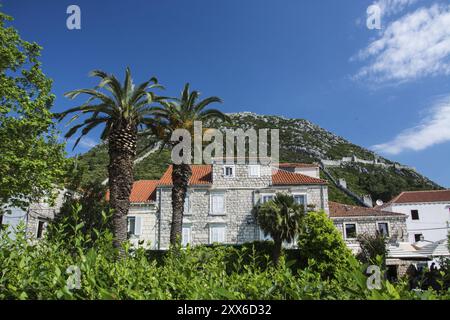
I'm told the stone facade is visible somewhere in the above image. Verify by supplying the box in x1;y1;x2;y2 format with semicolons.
332;215;408;253
155;161;329;249
128;204;158;249
26;189;67;239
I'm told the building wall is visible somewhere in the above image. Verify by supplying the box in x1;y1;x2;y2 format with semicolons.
155;162;329;249
1;207;27;240
293;167;320;179
212;162;272;188
384;202;450;243
26;189;67;239
128;204;158;249
332;216;408;254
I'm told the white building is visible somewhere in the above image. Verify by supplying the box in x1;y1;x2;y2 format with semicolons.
381;190;450;244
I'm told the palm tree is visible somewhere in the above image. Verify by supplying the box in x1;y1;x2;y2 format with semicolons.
253;193;305;265
57;68;164;251
149;83;228;246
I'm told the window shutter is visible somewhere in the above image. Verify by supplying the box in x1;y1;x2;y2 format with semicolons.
210;225;225;243
218;227;225;242
211;193;224;214
134;217;142;236
182;226;190;246
249;165;260;177
184;195;189;214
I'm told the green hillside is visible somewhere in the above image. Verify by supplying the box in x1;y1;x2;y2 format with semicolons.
75;113;441;204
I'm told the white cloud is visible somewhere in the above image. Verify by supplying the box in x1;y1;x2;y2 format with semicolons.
354;4;450;83
66;136;98;150
375;0;419;16
372;95;450;154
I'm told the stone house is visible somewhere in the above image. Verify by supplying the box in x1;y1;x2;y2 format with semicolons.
1;189;67;240
329;201;409;253
329;201;431;278
122;159;432;277
125;160;329;249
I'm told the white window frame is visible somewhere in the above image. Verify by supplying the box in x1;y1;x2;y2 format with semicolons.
292;193;308;211
260;193;275;204
377;221;390;237
223;165;235;178
182;224;192;247
127;216;142;237
343;222;358;240
209;191;226;215
248;164;261;177
209;224;226;244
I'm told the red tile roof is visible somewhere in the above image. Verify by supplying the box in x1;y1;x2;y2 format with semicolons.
272;169;327;185
106;180;159;203
158;165;213;186
388;190;450;204
329;201;405;218
111;164;328;202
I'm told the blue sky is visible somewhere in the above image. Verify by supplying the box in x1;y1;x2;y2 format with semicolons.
3;0;450;187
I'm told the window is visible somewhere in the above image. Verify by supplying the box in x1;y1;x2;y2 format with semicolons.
209;224;226;244
344;223;357;239
259;228;273;241
210;192;225;215
183;194;190;215
223;165;235;178
261;194;274;203
293;194;307;210
182;225;192;247
411;210;419;220
248;165;261;177
414;234;423;242
127;216;141;236
37;220;45;239
378;222;389;237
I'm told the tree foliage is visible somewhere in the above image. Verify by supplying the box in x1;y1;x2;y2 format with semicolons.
356;231;388;266
149;83;228;246
1;210;449;300
253;193;304;265
296;211;355;279
0;11;68;211
58;67;165;251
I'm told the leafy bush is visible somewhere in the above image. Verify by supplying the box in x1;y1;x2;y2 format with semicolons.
356;232;387;266
296;211;356;279
1;207;449;300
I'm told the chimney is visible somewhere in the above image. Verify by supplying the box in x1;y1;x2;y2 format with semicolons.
338;178;347;189
362;195;373;207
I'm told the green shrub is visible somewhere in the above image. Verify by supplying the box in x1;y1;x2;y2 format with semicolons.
1;207;449;300
296;211;356;279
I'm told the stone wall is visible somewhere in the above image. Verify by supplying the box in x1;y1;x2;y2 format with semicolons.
212;162;272;188
26;189;67;239
128;204;158;249
332;215;408;248
156;179;329;249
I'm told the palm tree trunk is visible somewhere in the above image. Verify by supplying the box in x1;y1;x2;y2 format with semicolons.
108;122;137;255
273;238;283;266
170;163;192;246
